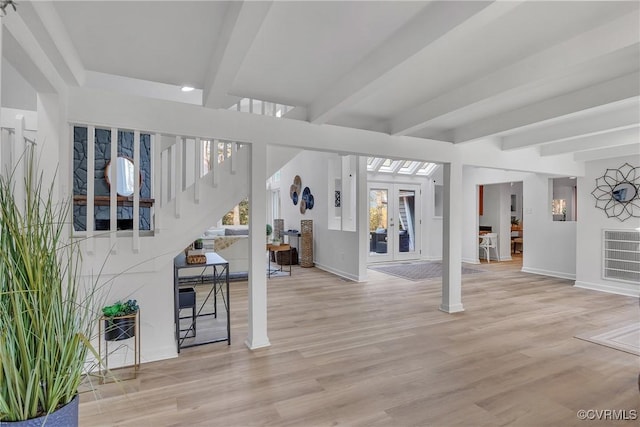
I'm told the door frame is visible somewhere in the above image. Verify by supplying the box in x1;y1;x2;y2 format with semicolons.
367;182;421;263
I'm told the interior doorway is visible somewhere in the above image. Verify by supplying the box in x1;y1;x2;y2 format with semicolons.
368;183;421;263
477;181;523;265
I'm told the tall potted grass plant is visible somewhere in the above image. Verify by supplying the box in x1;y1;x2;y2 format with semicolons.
0;148;98;425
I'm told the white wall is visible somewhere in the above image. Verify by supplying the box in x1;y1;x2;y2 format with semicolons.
521;174;577;280
575;156;640;297
1;58;37;111
273;150;361;280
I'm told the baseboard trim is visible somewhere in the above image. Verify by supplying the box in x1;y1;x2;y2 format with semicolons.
574;280;640;297
142;345;178;364
462;257;480;265
521;267;575;281
315;262;361;282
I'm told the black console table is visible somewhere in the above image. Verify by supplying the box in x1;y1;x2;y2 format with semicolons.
173;252;230;352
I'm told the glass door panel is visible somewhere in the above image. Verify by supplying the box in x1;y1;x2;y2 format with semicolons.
368;183;421;263
395;186;419;260
368;186;393;262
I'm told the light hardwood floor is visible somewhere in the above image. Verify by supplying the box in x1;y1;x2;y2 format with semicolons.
80;257;640;426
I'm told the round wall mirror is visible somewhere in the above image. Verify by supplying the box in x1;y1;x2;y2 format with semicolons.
104;156;140;197
611;182;637;203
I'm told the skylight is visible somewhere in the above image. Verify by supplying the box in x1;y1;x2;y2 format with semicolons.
398;161;420;175
416;163;438;176
379;159;401;173
367;157;440;177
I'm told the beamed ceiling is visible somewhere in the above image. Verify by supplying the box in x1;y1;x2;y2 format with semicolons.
2;1;639;163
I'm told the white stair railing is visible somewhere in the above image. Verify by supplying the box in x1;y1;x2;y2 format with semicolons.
0;115;36;214
71;125;247;260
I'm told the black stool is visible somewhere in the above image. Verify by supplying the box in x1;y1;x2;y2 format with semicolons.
179;287;196;338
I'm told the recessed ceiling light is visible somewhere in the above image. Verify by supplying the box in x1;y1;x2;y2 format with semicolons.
570;176;576;179
181;86;195;92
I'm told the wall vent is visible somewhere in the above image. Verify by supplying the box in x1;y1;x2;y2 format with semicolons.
603;230;640;284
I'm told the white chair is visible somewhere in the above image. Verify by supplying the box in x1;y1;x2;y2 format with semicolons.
479;233;498;263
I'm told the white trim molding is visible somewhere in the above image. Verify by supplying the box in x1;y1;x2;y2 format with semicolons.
574;280;640;298
315;262;362;282
521;267;576;281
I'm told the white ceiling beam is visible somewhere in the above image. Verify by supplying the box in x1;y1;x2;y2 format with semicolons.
29;1;86;86
453;71;640;144
67;86;585;176
540;127;639;157
501;102;639;150
573;143;640;162
2;10;65;93
203;1;273;109
307;1;519;125
391;12;640;137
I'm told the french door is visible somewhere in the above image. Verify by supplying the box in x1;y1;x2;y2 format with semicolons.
368;183;421;263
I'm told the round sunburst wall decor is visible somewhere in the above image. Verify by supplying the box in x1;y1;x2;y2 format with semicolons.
591;163;640;222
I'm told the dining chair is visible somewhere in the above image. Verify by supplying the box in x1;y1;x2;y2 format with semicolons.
479;233;498;263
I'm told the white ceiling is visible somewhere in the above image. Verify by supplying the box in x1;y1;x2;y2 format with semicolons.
3;0;639;162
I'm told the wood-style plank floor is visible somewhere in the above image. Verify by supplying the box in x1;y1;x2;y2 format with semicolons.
80;257;640;426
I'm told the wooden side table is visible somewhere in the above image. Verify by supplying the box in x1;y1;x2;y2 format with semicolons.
267;244;292;277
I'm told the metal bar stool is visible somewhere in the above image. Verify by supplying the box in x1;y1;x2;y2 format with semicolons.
178;287;196;338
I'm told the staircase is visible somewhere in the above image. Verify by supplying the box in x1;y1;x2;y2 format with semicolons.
76;134;251;278
3;118;298;362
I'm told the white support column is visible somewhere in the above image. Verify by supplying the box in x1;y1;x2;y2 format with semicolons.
211;140;219;187
174;136;182;218
441;160;464;313
0;27;3;175
152;133;161;231
109;128;117;254
86;126;95;254
0;129;7;175
194;137;201;203
230;142;237;174
245;143;270;350
357;155;369;281
133;130;140;253
13;115;25;208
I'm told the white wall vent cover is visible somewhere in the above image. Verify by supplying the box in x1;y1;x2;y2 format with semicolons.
602;230;640;284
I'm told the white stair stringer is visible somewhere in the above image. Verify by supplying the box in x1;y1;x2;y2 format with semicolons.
80;145;249;278
267;145;302;178
158;145;250;253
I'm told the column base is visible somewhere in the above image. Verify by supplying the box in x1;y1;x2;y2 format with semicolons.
439;303;465;313
244;337;271;350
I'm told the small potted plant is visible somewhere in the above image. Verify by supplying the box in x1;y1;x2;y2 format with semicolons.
194;238;203;250
102;299;139;341
266;224;273;243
